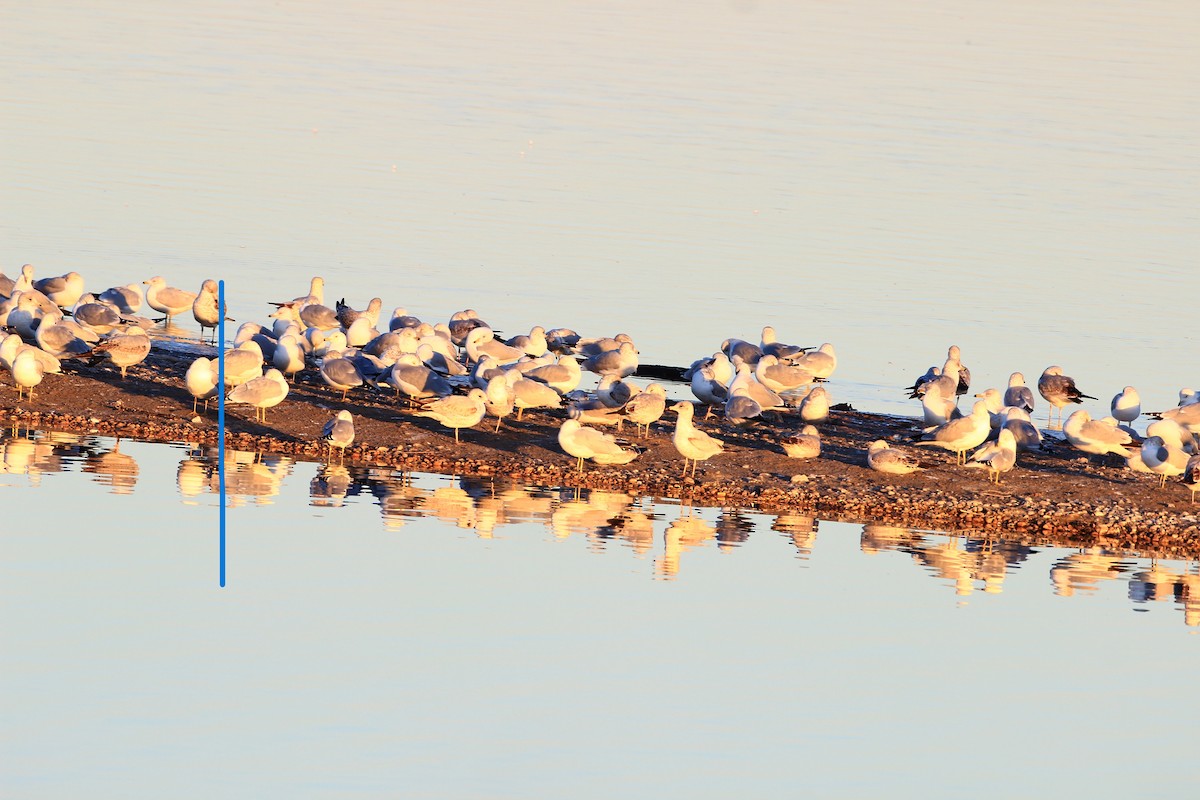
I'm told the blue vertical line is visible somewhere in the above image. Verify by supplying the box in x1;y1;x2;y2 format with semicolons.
218;280;227;588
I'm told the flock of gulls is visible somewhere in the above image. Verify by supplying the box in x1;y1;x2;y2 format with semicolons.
2;265;1200;504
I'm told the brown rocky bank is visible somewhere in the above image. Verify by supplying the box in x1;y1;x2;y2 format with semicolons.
3;341;1198;558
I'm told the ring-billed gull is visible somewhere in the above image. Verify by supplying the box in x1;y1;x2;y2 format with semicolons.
322;410;355;462
505;325;549;358
0;333;61;375
466;327;525;366
1145;419;1196;454
1038;366;1096;428
973;388;1005;429
92;325;152;379
1138;435;1189;488
222;340;265;387
669;401;725;477
729;360;784;409
1001;407;1043;452
582;341;638;378
72;295;124;334
1003;372;1035;414
335;297;382;329
320;352;365;400
867;440;924;475
754;355;816;394
186;356;219;413
721;338;762;366
944;345;971;395
781;425;821;460
1062;410;1133;459
567;398;624;426
32;271;85;309
482;375;515;431
416;388;488;442
511;376;564;420
35;311;96;359
914;399;991;464
272;334;307;382
690;360;729;410
798;386;830;424
906;366;941;399
193;279;232;342
1148;402;1200;435
1110;386;1141;429
966;428;1018;484
576;332;634;358
759;326;811;363
793;343;837;379
448;309;490;347
619;383;667;437
557;419;639;472
227;368;290;422
98;283;143;315
522;354;582;395
0;264;36;297
386;353;453;405
596;374;640;408
1184;454;1200;503
12;349;45;400
143;277;198;325
724;386;764;427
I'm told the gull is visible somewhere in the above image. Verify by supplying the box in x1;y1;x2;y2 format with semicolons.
267;276;324;309
1146;419;1196;454
799;386;831;424
482;375;515;431
724;385;764;427
447;309;490;346
793;343;837;379
0;333;62;375
335;297;382;329
11;349;45;400
222;340;266;387
1148;402;1200;435
729;360;784;409
271;333;307;382
98;283;143;314
619;383;667;437
386;353;453;405
567;398;625;426
781;425;821;460
72;295;125;334
690;360;729;410
91;325;151;378
944;345;971;395
1004;372;1036;414
582;341;638;378
0;264;36;297
966;428;1018;484
523;354;582;394
35;311;96;359
185;356;220;413
1002;407;1043;453
290;301;340;331
914;399;991;464
319;351;365;400
974;388;1005;429
466;327;525;365
344;317;377;348
755;355;816;394
921;380;957;427
1111;386;1141;429
415;388;487;442
1179;388;1200;407
596;374;640;408
7;293;45;339
32;271;85;309
510;375;564;420
576;332;634;358
759;326;811;363
557;419;639;472
906;366;941;399
388;307;422;332
227;368;289;422
1038;366;1096;428
1139;435;1189;488
322;410;355;462
1184;454;1200;504
417;343;468;378
867;440;925;475
143;276;198;324
721;338;762;366
670;401;725;477
505;325;549;358
192;279;232;341
1062;409;1133;459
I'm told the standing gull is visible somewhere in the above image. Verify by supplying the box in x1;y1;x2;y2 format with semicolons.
193;279;232;342
92;325;152;379
1038;366;1096;428
966;428;1018;484
227;368;290;422
186;356;220;413
619;383;667;437
416;388;488;443
669;401;725;477
322;410;355;462
1062;410;1133;459
12;349;45;401
557;419;639;472
1111;386;1141;430
1004;372;1036;414
1139;435;1189;488
143;276;198;325
914;399;991;465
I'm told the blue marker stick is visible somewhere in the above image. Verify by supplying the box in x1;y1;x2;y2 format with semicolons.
218;280;227;587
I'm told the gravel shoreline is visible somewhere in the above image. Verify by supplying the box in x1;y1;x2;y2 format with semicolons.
4;341;1199;558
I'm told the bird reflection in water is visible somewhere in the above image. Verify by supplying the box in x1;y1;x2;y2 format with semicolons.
82;439;139;494
773;513;818;560
310;464;352;508
1049;548;1134;597
656;506;716;579
714;508;754;553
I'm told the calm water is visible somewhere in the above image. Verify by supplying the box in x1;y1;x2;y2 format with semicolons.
3;432;1199;797
3;2;1199;796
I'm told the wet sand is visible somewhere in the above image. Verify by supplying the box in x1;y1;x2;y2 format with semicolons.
3;342;1198;557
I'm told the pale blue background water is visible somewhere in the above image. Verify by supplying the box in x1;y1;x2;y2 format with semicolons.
2;434;1199;797
3;2;1199;796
